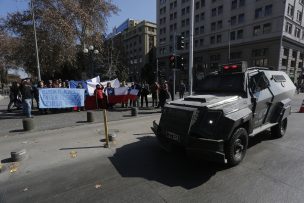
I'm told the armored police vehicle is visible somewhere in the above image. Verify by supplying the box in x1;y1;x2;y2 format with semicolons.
152;62;296;166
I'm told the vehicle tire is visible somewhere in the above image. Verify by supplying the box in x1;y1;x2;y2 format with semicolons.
271;118;287;139
226;128;248;166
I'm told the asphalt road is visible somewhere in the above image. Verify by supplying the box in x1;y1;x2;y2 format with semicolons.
1;103;304;202
0;94;304;203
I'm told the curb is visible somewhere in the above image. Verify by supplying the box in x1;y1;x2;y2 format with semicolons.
0;95;8;101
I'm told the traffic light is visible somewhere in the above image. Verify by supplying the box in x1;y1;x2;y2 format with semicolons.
176;56;185;70
169;55;175;69
176;35;185;50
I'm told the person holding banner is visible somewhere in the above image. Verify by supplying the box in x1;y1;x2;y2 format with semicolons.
94;84;105;109
104;82;114;109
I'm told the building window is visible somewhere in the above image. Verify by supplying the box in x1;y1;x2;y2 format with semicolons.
217;20;223;29
297;11;302;22
230;31;236;40
211;22;216;31
200;38;204;46
285;22;293;34
231;0;237;9
265;4;272;16
253;59;268;66
194;40;199;47
295;27;301;38
287;4;294;17
255;8;263;19
186;6;190;13
200;12;205;20
210;54;220;61
218;5;223;15
237;29;244;39
291;60;296;67
200;26;205;34
292;50;297;58
210;36;215;44
195;27;199;35
181;8;185;16
201;0;205;7
211;8;217;17
195;14;200;22
231;16;237;25
283;48;289;56
216;35;222;43
282;58;287;66
239;0;245;7
253;25;261;36
263;23;272;34
196;1;200;10
238;13;245;24
181;20;185;27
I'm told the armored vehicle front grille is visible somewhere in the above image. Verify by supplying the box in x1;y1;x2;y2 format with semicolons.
160;107;194;143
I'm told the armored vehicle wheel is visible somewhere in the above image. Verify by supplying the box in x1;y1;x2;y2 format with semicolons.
226;128;248;166
271;118;287;138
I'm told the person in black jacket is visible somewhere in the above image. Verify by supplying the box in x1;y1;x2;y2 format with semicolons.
21;79;33;118
7;82;21;112
140;82;150;108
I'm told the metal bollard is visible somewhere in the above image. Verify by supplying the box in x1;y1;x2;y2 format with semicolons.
109;133;117;142
131;107;138;116
22;118;34;131
11;149;27;162
87;111;95;122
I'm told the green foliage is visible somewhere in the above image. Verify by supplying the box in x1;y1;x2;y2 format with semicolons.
0;0;119;79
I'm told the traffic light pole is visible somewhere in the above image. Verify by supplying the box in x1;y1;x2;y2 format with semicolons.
173;32;176;101
189;0;194;95
156;58;159;83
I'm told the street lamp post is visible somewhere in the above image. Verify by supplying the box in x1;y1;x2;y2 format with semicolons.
228;20;232;63
189;0;194;95
30;0;41;81
83;45;99;78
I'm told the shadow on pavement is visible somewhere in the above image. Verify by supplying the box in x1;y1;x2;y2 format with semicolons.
248;130;276;149
109;136;227;190
9;129;25;133
1;158;13;163
59;146;105;150
0;109;24;120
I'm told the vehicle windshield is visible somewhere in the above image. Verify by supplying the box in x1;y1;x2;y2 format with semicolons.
195;73;245;94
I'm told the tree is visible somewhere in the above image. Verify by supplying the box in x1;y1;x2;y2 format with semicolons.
0;0;119;79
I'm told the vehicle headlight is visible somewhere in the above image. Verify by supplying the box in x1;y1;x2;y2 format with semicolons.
200;111;222;137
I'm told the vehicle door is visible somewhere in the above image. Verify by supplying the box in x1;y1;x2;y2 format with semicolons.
249;71;273;128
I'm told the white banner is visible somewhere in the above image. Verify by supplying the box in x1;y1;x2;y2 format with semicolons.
86;78;120;96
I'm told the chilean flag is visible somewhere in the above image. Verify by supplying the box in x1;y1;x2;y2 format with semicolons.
107;87;139;104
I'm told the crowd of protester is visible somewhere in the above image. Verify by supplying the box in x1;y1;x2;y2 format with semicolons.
6;77;187;118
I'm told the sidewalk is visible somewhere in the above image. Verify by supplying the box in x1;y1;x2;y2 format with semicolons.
0;113;160;182
0;97;162;137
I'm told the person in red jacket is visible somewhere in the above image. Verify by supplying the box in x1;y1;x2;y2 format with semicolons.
94;84;104;109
